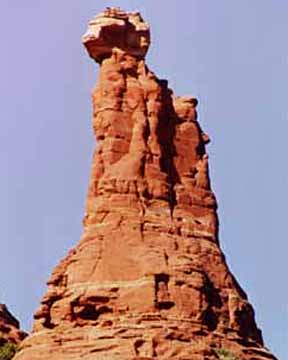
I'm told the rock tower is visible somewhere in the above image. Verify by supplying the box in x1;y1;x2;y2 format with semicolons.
14;8;277;360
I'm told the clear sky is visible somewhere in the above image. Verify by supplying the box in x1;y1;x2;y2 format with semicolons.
0;1;286;359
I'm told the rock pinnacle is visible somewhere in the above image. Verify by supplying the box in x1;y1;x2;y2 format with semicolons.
14;8;277;360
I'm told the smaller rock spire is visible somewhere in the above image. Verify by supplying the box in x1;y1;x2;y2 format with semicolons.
0;304;27;345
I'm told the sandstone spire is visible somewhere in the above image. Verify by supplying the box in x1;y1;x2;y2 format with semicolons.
14;8;277;360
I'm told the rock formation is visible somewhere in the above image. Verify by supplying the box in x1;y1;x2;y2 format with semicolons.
14;8;277;360
0;304;26;345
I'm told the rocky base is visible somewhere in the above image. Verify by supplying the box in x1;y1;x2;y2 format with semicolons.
17;318;276;360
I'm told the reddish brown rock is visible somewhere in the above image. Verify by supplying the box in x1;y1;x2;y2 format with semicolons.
0;304;27;345
14;8;277;360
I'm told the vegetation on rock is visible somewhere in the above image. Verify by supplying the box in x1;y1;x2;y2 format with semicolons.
215;348;240;360
0;342;17;360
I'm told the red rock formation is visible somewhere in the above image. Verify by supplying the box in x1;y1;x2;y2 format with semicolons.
0;304;26;345
14;8;277;360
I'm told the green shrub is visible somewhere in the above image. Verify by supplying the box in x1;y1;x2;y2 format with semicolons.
0;342;17;360
215;348;239;360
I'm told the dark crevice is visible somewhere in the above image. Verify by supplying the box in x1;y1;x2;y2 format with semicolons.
202;308;218;331
154;273;175;310
156;301;175;310
85;296;110;303
134;339;145;356
155;81;180;218
164;251;169;265
42;314;55;329
155;273;169;284
72;303;113;321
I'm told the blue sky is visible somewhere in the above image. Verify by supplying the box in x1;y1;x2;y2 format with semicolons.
0;1;286;359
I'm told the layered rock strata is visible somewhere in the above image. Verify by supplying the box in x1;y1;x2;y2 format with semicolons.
15;8;277;360
0;304;26;345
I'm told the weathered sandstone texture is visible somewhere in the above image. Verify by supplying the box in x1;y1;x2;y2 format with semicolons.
0;304;26;345
15;8;277;360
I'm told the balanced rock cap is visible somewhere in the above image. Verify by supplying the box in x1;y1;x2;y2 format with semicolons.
82;7;150;62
